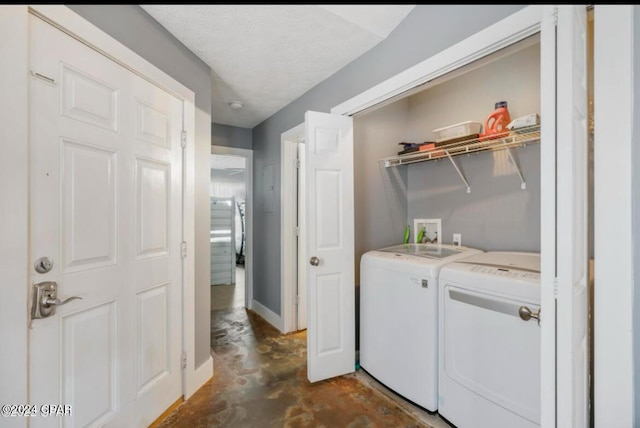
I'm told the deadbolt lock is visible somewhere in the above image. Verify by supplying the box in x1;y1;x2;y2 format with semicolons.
34;256;53;274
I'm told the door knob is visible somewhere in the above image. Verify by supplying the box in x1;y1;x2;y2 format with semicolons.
31;281;82;319
309;256;320;266
518;306;540;325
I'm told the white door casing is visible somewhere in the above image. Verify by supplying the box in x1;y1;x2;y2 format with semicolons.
297;141;308;331
539;6;558;427
593;5;634;427
305;111;355;383
555;6;589;428
28;14;183;427
541;5;590;428
211;145;254;310
0;7;30;419
280;124;304;334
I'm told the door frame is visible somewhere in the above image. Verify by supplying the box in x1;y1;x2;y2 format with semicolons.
0;6;30;412
329;5;568;426
0;5;205;417
210;145;254;310
593;5;634;426
281;123;305;333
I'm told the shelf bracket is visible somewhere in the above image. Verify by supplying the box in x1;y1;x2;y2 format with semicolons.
501;139;527;189
444;150;471;193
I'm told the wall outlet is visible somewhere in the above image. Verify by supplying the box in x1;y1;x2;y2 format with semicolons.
453;233;461;246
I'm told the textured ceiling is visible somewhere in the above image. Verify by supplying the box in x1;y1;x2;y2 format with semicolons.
141;5;415;129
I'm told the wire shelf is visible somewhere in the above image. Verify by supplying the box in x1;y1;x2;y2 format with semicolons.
381;124;541;168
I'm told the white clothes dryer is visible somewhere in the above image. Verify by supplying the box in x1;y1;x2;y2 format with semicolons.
438;251;541;428
359;243;483;412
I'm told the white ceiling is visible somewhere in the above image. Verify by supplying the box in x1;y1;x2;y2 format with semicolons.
141;5;416;129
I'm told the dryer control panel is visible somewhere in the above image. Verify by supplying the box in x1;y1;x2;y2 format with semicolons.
468;264;540;280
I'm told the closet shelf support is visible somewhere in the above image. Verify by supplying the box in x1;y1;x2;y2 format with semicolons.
445;150;471;193
501;139;527;189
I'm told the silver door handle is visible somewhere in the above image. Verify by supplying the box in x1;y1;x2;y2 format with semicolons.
41;296;82;307
519;306;540;325
309;256;320;266
32;281;82;319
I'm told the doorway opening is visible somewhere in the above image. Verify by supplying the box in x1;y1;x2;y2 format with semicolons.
210;147;253;311
281;124;307;333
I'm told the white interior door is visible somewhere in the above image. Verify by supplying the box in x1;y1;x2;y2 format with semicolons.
305;111;355;383
540;5;589;428
28;14;183;427
555;6;589;428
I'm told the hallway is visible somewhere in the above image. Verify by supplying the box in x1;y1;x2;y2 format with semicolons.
211;266;245;310
157;307;439;427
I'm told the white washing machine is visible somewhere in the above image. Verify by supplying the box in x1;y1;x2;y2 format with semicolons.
359;243;483;412
438;251;541;428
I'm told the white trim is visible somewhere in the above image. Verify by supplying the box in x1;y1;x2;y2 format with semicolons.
252;299;284;332
331;6;543;117
182;101;202;399
0;7;29;425
190;354;213;397
210;145;254;310
296;142;307;331
555;7;590;427
2;4;202;408
593;5;634;427
538;6;558;428
281;123;305;334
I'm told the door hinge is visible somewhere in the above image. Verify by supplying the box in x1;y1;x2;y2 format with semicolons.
553;277;558;297
181;241;187;259
553;7;558;26
295;226;300;236
181;351;187;369
295;159;300;169
181;130;187;149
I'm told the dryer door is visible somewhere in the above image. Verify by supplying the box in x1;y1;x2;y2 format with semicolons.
441;285;541;424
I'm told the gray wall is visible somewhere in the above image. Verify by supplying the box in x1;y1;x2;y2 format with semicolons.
69;5;214;368
634;7;640;425
405;42;541;252
212;123;253;150
252;5;527;315
353;100;409;284
407;145;540;251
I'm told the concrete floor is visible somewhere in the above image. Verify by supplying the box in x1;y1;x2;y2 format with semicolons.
158;263;453;427
157;305;447;428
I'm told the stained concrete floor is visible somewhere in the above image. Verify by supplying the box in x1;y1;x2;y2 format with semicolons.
157;307;442;428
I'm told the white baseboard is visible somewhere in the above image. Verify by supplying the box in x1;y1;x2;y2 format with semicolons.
251;299;284;332
186;355;213;399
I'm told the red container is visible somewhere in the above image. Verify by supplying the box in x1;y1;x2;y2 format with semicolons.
480;101;511;140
